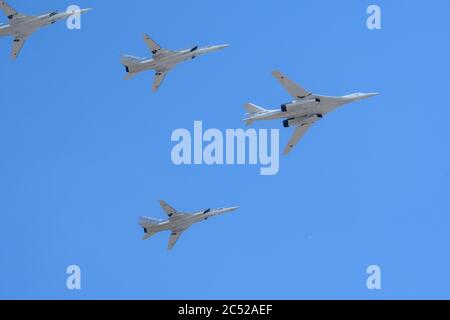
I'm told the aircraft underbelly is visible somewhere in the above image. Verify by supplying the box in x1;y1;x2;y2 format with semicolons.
156;53;191;69
0;26;10;36
172;215;207;232
289;109;310;118
174;219;195;229
294;102;339;118
153;222;170;233
267;114;285;120
9;21;38;35
157;59;178;70
140;61;156;71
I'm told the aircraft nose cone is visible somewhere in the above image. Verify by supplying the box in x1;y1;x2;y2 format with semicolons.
214;44;230;50
351;93;379;101
79;8;93;14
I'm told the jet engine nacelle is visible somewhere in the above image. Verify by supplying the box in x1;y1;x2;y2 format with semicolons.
283;114;321;128
283;118;304;128
281;98;320;113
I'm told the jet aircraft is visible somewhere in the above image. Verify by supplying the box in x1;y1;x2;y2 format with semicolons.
0;1;91;59
139;201;239;250
122;34;229;92
244;71;378;154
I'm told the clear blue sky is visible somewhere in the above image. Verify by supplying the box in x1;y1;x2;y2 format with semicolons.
0;0;449;299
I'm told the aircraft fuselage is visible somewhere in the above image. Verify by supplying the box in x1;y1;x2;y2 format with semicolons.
0;11;71;37
130;45;229;73
145;207;238;234
249;93;378;123
0;8;91;38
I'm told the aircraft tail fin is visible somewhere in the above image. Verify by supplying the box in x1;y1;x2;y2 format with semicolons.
139;217;159;240
244;103;268;115
243;103;268;126
121;55;145;79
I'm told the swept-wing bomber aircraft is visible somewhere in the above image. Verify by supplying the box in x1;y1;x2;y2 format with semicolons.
122;34;229;92
0;1;91;59
244;71;378;154
139;201;239;250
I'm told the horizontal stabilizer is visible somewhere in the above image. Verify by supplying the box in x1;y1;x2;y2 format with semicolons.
139;216;160;227
121;55;145;67
244;103;267;115
124;72;138;80
142;230;156;240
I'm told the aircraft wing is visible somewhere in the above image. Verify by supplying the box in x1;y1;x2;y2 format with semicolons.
143;34;162;54
0;1;18;19
283;124;313;155
152;71;168;92
272;71;311;99
143;34;174;58
11;35;29;60
159;200;178;217
167;231;183;250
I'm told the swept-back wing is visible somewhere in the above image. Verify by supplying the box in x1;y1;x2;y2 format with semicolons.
143;34;161;54
152;71;168;92
11;35;29;60
168;231;183;250
0;1;18;19
143;34;174;58
159;200;177;217
283;124;313;155
272;71;311;99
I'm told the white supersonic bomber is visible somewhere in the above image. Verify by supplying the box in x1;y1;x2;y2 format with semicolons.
139;201;239;250
244;71;378;155
122;34;229;92
0;1;91;59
